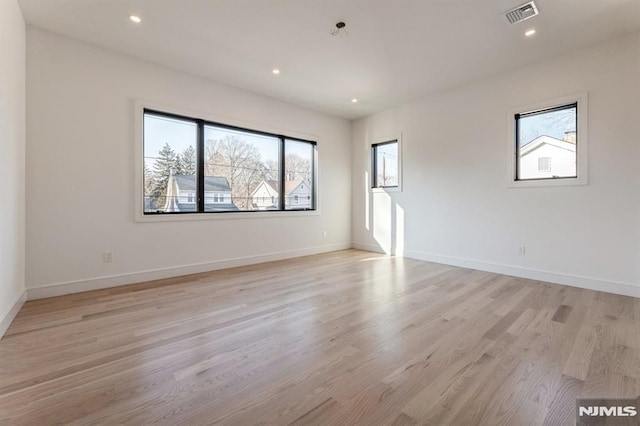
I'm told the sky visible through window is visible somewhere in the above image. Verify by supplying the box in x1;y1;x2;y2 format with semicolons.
144;114;312;168
144;114;195;169
518;107;576;147
204;126;278;163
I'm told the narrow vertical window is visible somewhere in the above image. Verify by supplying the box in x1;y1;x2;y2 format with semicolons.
284;139;316;210
372;140;399;188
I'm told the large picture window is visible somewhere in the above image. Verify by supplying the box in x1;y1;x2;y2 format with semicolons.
143;109;316;214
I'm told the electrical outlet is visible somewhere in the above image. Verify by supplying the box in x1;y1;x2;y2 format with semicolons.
103;250;114;263
322;230;327;238
517;246;526;256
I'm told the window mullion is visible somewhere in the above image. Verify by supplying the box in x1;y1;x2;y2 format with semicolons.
372;145;377;187
311;144;317;210
279;137;285;211
197;120;205;213
515;115;520;181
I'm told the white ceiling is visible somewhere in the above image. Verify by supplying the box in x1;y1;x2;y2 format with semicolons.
17;0;640;120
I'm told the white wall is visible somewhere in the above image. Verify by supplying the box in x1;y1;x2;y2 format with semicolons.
0;0;26;336
22;26;640;300
352;33;640;297
26;28;351;297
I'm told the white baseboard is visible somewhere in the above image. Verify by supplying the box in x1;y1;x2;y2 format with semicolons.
0;291;26;339
352;242;640;299
25;241;640;301
404;249;640;298
27;243;351;300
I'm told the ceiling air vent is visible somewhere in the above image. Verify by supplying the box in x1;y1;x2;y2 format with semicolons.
504;1;539;25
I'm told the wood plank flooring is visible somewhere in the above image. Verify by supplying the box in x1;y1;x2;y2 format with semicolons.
0;249;638;425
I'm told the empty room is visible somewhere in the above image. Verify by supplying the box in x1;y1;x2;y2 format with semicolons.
1;0;639;424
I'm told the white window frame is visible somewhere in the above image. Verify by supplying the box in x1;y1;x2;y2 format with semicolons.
134;99;320;222
507;93;588;188
370;133;403;193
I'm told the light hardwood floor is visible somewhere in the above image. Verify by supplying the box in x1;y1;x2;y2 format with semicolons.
1;250;638;425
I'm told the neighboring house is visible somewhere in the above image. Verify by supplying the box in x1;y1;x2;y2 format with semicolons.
251;180;280;210
251;180;312;210
163;173;238;212
519;133;576;179
286;180;312;208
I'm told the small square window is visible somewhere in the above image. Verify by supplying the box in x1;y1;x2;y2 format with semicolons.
372;140;399;188
515;102;577;181
509;94;588;188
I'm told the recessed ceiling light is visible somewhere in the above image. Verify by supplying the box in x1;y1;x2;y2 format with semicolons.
351;98;358;103
525;29;536;37
129;15;142;24
272;68;280;75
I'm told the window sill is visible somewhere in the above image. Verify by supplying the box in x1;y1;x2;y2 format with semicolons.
371;186;402;193
508;176;588;188
135;209;320;223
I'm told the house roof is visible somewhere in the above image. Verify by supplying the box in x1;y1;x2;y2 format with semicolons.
261;180;307;195
259;180;280;197
172;174;231;192
164;173;237;212
520;135;576;157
